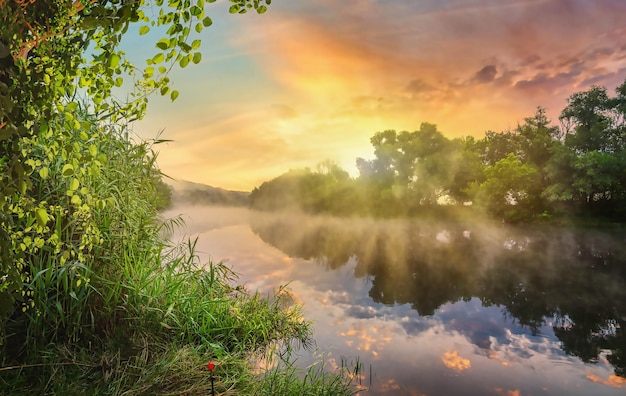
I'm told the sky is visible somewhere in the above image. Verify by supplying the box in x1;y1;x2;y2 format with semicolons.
128;0;626;191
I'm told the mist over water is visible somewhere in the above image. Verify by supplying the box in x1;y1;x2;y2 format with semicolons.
163;204;626;395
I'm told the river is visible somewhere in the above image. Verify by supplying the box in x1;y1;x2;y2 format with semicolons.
163;205;626;395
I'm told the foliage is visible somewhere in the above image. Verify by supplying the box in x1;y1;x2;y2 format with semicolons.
250;79;626;223
475;153;541;222
0;112;359;395
1;0;271;332
249;162;364;216
171;180;249;207
258;349;366;395
0;109;163;355
357;123;458;206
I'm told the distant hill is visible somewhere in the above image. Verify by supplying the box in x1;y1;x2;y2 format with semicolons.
167;179;249;207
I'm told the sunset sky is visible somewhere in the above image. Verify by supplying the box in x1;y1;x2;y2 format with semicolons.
128;0;626;191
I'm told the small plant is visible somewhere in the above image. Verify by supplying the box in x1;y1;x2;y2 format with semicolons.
255;345;368;395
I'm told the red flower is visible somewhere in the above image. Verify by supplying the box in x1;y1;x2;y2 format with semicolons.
207;361;215;372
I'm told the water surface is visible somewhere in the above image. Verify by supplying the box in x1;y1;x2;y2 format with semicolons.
164;205;626;395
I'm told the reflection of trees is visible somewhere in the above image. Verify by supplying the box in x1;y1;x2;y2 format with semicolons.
479;231;626;379
359;230;479;316
250;215;626;377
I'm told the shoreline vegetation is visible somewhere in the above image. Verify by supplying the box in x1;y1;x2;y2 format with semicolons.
249;80;626;226
0;112;363;395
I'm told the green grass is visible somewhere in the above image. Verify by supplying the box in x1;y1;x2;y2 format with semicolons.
0;110;364;395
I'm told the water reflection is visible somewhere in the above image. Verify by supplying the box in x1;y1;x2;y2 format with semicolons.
165;206;626;395
250;213;626;377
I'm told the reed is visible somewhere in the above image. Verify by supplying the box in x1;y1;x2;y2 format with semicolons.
1;110;363;395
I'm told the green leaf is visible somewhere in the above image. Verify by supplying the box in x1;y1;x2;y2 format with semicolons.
202;17;212;27
191;40;201;50
69;178;80;191
139;25;150;35
152;53;165;64
110;54;121;68
34;208;50;227
257;5;267;14
192;52;202;64
180;55;190;68
66;102;78;112
160;86;170;95
156;38;170;50
18;180;27;195
171;90;179;101
62;164;75;177
39;167;49;179
39;120;49;135
195;22;203;33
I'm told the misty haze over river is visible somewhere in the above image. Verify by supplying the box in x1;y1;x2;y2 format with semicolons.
163;205;626;395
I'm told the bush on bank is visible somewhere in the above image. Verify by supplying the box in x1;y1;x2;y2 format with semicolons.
0;111;359;395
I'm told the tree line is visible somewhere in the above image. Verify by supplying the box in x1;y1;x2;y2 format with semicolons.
250;79;626;222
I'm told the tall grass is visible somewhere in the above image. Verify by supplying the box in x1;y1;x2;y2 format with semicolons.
0;110;363;395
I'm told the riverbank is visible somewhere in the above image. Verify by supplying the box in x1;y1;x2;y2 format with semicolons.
0;115;360;395
1;251;360;395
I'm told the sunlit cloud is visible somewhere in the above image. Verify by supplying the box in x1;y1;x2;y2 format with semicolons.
586;372;626;389
441;350;472;372
134;0;626;190
494;388;522;396
234;0;626;133
338;322;395;354
379;377;402;393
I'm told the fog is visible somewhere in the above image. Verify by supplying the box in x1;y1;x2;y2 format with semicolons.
161;203;626;395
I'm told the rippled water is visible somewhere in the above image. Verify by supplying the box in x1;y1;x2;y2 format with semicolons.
163;205;626;395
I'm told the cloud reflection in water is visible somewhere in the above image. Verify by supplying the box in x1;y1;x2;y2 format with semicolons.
163;205;626;395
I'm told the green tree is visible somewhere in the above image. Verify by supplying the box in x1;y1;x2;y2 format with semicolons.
476;153;541;222
358;123;456;209
474;130;523;166
547;82;626;216
516;107;560;170
249;163;360;215
560;85;614;153
447;136;485;204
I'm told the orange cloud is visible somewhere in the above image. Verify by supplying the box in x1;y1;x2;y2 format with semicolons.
441;350;472;372
586;371;626;389
338;322;395;354
137;0;626;190
486;350;512;367
494;388;521;396
379;377;401;392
